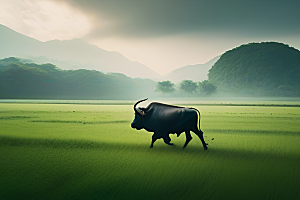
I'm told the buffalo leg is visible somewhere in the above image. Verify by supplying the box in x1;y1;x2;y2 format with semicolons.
150;133;159;148
163;135;174;146
183;130;192;148
194;129;208;150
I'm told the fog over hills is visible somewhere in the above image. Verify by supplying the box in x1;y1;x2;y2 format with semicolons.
0;24;160;79
162;56;220;83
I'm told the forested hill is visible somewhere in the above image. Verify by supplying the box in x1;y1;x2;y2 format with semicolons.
0;57;156;99
208;42;300;96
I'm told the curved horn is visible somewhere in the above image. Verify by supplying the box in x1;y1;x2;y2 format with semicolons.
134;98;148;114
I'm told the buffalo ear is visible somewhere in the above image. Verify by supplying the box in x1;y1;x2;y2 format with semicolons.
136;108;145;116
134;98;148;114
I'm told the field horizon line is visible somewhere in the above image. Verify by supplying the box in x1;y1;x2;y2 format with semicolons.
0;102;299;107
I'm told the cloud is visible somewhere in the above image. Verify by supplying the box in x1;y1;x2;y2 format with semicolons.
60;0;300;39
0;0;91;41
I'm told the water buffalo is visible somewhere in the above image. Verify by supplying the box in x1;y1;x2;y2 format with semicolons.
131;98;208;150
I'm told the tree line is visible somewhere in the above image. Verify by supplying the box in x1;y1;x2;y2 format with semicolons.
0;57;156;100
155;80;217;96
0;57;218;99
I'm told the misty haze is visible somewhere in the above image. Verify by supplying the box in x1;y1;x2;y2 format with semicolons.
0;1;299;200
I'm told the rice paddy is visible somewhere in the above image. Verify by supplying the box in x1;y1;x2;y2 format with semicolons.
0;102;299;200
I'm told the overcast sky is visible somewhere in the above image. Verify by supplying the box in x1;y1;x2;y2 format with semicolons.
0;0;299;75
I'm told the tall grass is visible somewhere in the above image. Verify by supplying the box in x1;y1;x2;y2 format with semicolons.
0;103;299;199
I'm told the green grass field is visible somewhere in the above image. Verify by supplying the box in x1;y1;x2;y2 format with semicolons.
0;103;299;200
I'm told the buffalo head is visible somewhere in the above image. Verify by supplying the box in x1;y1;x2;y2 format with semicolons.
131;98;148;130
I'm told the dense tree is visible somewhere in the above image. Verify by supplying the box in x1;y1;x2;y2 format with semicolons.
155;80;175;95
0;57;156;99
198;80;217;95
179;80;197;95
208;42;300;96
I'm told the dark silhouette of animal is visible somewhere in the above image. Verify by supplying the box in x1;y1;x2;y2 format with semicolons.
131;98;208;150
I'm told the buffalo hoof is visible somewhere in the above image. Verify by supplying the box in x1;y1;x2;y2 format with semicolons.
167;143;174;146
150;145;153;148
204;146;208;150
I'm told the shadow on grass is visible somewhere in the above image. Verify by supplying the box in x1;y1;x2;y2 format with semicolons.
0;116;34;120
1;136;298;163
205;129;300;135
28;120;131;124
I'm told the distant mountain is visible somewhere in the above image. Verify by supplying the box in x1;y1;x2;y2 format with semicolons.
162;56;220;83
0;24;160;79
208;42;300;96
0;57;156;100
